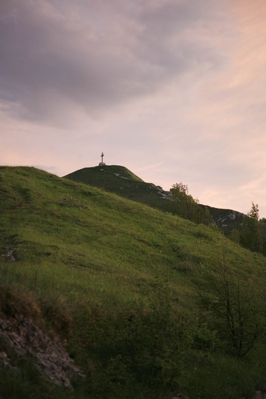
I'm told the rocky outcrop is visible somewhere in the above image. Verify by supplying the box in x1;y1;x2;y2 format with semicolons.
0;313;84;387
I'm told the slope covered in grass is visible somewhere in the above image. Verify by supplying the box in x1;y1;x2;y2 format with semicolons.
65;166;248;238
64;165;174;213
1;166;266;399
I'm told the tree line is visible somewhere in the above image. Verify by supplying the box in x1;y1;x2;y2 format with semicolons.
170;182;212;225
230;202;266;255
170;183;266;256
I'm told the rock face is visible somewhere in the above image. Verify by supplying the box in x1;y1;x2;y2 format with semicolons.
202;206;245;235
0;313;84;387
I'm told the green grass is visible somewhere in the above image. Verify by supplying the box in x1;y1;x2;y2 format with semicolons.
64;165;245;235
64;165;176;213
1;166;266;398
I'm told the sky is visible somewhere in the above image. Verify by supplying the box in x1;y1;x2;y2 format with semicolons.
1;0;266;217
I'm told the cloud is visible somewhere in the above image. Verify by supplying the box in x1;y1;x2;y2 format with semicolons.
0;0;230;127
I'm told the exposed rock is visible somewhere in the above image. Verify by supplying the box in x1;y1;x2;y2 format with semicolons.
1;248;16;262
0;313;84;387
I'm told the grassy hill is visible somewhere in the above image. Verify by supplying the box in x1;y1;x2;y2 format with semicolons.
64;165;174;213
64;165;245;234
1;166;266;399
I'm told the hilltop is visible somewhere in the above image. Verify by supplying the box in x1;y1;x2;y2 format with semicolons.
64;165;245;234
64;165;173;212
1;166;266;399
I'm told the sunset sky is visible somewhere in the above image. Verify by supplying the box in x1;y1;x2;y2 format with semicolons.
1;0;266;216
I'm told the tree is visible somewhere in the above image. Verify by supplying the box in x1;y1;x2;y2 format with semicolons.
170;182;196;221
170;182;212;225
240;202;260;252
247;202;259;220
198;255;265;358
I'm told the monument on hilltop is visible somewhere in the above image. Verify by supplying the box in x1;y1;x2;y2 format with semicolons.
98;152;106;166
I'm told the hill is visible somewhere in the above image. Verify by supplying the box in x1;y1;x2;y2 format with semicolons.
64;165;174;213
1;166;266;399
64;165;245;234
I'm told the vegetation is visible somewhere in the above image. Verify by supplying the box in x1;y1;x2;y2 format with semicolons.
237;202;266;256
170;182;212;225
64;165;192;215
64;165;247;234
65;166;266;258
1;166;266;398
198;253;266;358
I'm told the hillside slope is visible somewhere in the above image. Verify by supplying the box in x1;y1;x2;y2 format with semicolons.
64;165;173;213
64;165;245;233
1;166;266;399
